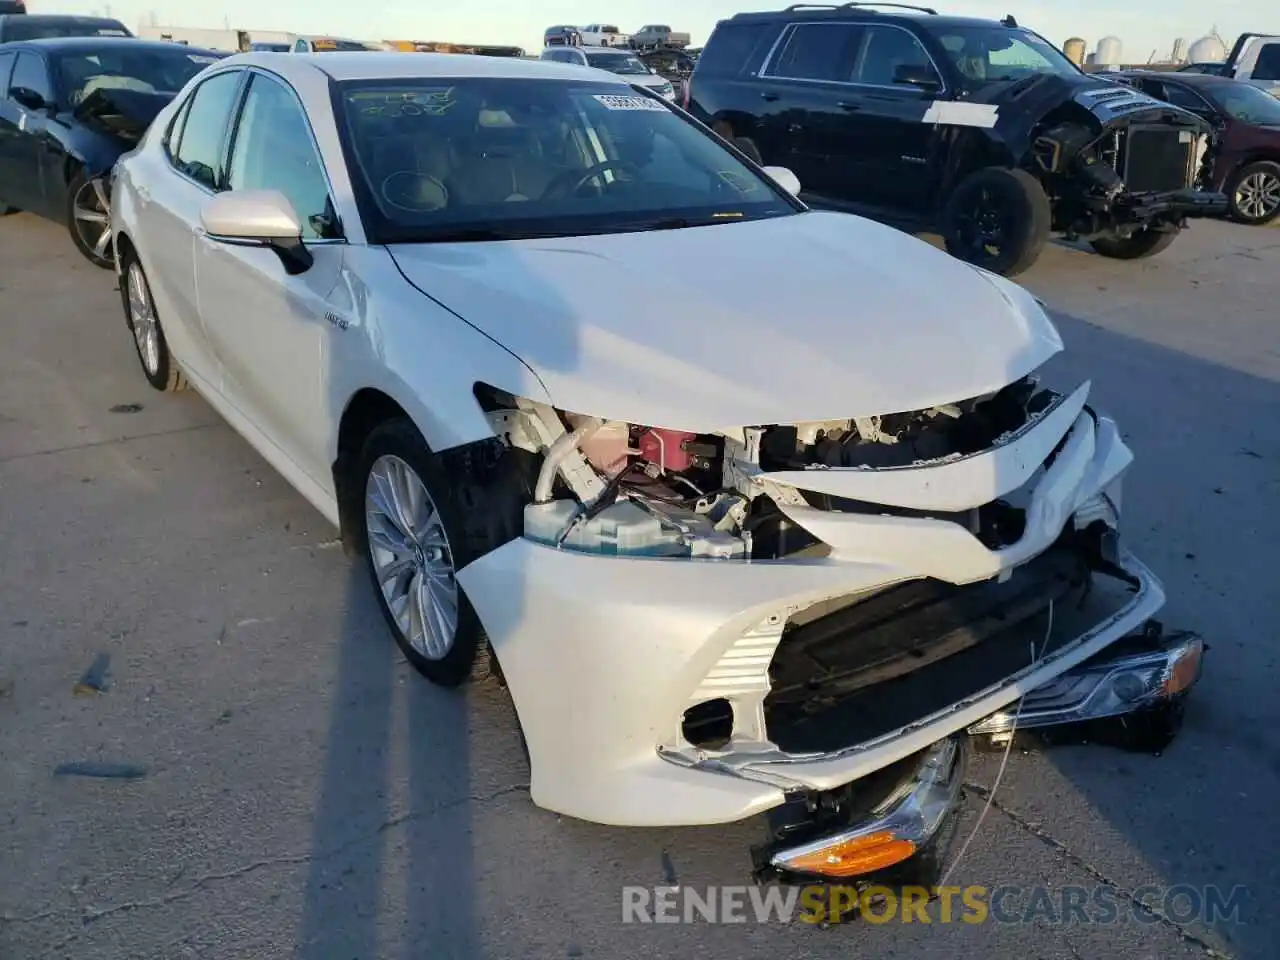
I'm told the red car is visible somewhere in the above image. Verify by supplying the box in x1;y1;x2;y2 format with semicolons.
1118;71;1280;225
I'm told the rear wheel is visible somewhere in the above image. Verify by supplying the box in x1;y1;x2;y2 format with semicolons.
1226;160;1280;225
66;170;114;269
1089;228;1177;260
118;247;188;392
942;167;1051;277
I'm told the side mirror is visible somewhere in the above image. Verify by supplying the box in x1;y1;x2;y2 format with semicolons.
200;189;314;275
762;165;801;197
11;87;49;111
893;64;941;93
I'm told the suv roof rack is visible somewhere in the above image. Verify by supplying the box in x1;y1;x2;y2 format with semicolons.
783;2;939;13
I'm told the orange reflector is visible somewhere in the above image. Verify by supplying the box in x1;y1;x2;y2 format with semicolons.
782;830;917;878
1162;642;1203;696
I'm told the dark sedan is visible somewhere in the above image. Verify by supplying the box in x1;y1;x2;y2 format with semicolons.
0;37;222;266
1117;70;1280;224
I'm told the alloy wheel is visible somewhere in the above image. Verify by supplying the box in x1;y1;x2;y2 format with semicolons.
1235;171;1280;221
364;454;459;660
73;177;113;262
126;262;160;376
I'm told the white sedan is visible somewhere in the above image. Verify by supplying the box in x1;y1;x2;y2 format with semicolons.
111;52;1201;878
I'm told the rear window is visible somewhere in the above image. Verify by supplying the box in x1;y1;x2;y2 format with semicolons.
1254;43;1280;82
695;21;774;76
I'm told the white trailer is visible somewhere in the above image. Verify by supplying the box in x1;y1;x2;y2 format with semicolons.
138;25;249;52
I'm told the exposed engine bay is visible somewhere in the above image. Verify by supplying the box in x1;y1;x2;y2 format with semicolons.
478;374;1060;562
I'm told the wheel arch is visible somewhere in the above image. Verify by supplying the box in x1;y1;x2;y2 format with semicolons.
332;387;418;555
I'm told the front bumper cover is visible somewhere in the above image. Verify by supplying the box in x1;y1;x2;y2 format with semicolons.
1117;188;1229;223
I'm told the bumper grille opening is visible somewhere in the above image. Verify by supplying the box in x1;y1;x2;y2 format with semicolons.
683;698;734;749
763;543;1103;755
1121;126;1195;193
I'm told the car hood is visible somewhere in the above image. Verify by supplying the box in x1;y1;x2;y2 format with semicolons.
388;210;1063;432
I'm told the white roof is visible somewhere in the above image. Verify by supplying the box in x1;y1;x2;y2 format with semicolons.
217;51;625;83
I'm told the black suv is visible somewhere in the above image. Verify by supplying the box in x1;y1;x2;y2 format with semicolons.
687;4;1228;275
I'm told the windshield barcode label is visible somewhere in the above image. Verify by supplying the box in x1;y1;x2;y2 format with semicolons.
593;94;667;111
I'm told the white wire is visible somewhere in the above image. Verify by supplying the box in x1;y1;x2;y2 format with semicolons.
937;597;1054;890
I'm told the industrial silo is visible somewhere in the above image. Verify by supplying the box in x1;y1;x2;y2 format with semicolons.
1188;34;1227;63
1096;36;1123;66
1064;37;1086;66
1172;37;1188;62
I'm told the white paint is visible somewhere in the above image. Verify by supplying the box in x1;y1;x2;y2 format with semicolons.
921;100;999;128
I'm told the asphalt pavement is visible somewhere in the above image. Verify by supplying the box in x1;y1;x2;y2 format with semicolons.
1;213;1277;960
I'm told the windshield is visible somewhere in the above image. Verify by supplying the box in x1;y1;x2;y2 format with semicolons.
4;19;131;41
934;26;1080;84
585;51;650;75
1209;81;1280;124
55;46;217;106
336;77;797;243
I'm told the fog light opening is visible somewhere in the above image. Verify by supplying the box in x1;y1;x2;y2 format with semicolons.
682;698;734;749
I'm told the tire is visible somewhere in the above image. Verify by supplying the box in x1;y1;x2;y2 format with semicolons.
1089;229;1178;260
1226;160;1280;225
117;247;189;392
358;418;524;687
66;169;115;269
942;167;1052;277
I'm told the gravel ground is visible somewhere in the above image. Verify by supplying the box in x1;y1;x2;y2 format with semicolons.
1;213;1276;960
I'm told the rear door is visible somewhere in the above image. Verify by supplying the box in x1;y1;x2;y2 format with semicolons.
754;20;865;197
135;67;246;385
839;24;951;212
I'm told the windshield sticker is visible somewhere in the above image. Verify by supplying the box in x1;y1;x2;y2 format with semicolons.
592;94;667;111
187;55;218;63
98;29;130;36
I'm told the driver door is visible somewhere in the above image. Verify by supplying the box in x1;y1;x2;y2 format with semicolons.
195;70;344;486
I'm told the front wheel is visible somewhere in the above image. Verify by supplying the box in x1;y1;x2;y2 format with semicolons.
1089;229;1178;260
1226;160;1280;225
66;170;114;269
358;419;497;688
942;167;1051;277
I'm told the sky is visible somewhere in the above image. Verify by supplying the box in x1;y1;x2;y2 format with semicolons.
31;0;1266;62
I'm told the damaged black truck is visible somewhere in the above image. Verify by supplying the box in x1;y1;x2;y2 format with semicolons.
687;5;1228;275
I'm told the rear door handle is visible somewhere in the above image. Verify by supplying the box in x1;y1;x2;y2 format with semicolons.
837;101;861;111
760;91;780;102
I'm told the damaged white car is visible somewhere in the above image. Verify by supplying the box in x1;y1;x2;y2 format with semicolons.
111;52;1203;881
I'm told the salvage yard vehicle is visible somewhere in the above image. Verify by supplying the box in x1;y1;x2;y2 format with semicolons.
0;37;222;265
687;4;1229;276
539;45;675;99
1221;32;1280;98
0;14;131;43
110;51;1203;881
1114;70;1280;225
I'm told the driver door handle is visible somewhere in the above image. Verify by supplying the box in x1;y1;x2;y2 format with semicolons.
837;101;861;112
760;91;780;102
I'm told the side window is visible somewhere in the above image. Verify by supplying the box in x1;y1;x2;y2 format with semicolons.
172;70;243;189
1253;43;1280;82
0;51;15;94
1160;82;1212;112
11;51;52;103
293;39;308;53
695;22;773;77
164;94;193;158
764;23;864;82
227;73;336;240
854;26;938;87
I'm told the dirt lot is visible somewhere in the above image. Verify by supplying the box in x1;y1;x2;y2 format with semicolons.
1;213;1277;960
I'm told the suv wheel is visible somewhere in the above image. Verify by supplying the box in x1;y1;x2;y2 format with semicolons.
942;167;1051;277
1226;160;1280;225
1089;229;1177;260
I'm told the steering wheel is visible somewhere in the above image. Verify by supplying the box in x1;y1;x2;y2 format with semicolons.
380;171;449;213
542;161;640;199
